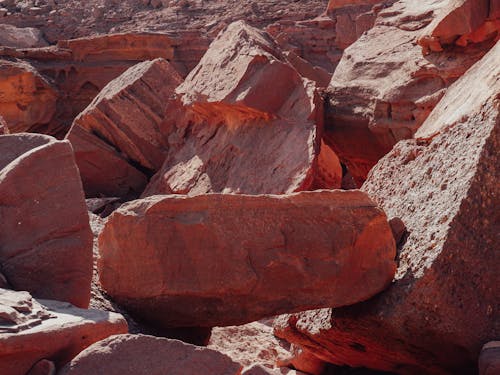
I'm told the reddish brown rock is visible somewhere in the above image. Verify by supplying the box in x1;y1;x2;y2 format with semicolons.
479;342;500;375
0;289;127;375
26;360;56;375
143;21;342;197
98;191;396;329
0;24;48;48
0;133;93;307
325;0;497;185
275;41;500;374
0;115;7;134
0;59;57;133
59;334;242;375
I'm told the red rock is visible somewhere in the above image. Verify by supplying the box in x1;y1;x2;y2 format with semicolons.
98;191;396;329
275;41;500;374
327;0;383;12
479;342;500;375
0;133;93;307
26;360;56;375
324;0;497;185
143;21;342;197
0;59;57;133
59;334;242;375
0;289;127;375
0;115;7;134
0;24;48;48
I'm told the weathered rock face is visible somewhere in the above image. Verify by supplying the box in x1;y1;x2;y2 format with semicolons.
0;289;127;375
0;59;57;133
143;21;342;197
0;133;93;307
275;41;500;374
0;24;48;48
59;334;242;375
66;57;182;198
479;342;500;375
325;0;498;185
98;191;396;328
0;115;7;134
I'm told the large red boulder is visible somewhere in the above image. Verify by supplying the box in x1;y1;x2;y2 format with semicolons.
0;133;93;307
98;190;396;329
324;0;498;185
274;40;500;374
143;21;342;197
0;289;127;375
59;334;242;375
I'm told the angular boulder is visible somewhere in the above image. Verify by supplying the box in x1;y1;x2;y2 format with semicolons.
0;24;48;48
143;21;342;197
59;334;242;375
274;41;500;374
324;0;497;184
0;60;57;133
0;289;127;375
0;133;93;307
98;191;396;328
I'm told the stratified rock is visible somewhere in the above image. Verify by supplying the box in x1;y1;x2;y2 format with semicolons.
59;334;242;375
0;59;57;133
275;41;500;374
0;289;127;375
0;133;93;307
98;191;396;328
0;24;48;48
143;21;342;197
479;342;500;375
325;0;497;184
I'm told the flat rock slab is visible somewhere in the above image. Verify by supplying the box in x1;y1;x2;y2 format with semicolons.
60;334;242;375
0;133;93;307
0;289;127;375
98;190;396;328
275;40;500;374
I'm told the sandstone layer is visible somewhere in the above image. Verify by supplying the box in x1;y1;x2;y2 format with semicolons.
98;191;396;328
0;133;93;307
275;40;500;374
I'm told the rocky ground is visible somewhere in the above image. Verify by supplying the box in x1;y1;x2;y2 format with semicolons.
0;0;499;374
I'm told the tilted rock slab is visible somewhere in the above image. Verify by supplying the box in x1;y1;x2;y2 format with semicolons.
66;58;182;197
60;334;242;375
98;191;396;328
143;21;342;197
0;289;127;375
274;40;500;375
324;0;498;184
0;133;93;307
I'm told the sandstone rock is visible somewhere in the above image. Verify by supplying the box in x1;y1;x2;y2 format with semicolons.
242;365;309;375
0;133;93;307
59;334;242;375
0;114;7;134
0;24;48;48
26;360;56;375
0;289;127;375
0;59;57;133
98;191;396;329
143;21;342;197
479;342;500;375
275;41;500;374
325;0;497;185
327;0;383;12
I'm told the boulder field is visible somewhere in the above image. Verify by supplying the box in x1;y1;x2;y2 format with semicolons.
0;0;498;374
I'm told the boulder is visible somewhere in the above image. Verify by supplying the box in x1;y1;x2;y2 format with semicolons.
0;59;57;133
143;21;342;197
98;190;396;328
324;0;497;184
0;133;93;307
0;24;48;48
479;342;500;375
274;41;500;374
59;334;242;375
0;289;127;375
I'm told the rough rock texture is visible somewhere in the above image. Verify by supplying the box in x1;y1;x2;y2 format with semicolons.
66;58;182;197
275;41;500;374
479;342;500;375
0;24;48;48
324;0;498;184
26;360;56;375
0;59;57;133
0;289;127;375
143;21;342;197
0;115;7;134
59;334;242;375
98;191;396;328
0;133;93;307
